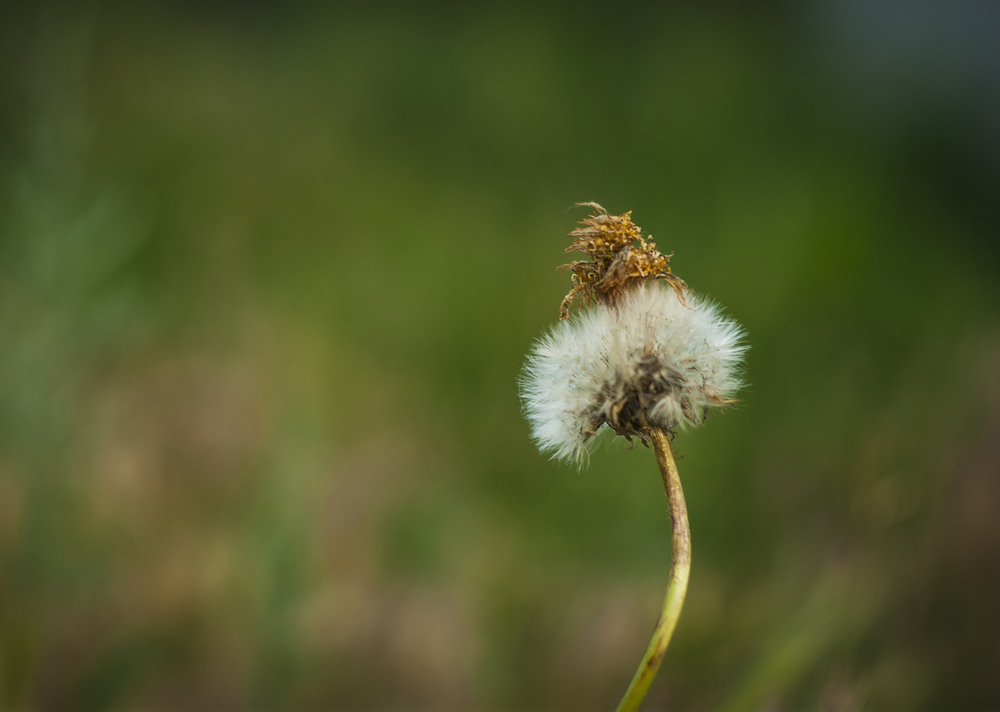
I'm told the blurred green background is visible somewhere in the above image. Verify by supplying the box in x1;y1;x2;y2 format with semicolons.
2;2;999;710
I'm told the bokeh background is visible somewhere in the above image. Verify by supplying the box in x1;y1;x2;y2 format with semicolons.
2;2;999;710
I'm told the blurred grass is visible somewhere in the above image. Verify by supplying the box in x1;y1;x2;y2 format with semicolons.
2;2;999;710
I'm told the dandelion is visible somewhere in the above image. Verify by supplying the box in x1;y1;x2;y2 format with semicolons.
519;203;747;711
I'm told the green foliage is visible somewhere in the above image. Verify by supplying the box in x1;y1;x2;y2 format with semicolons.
1;2;998;709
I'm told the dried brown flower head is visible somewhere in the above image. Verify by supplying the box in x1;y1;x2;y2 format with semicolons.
558;202;688;320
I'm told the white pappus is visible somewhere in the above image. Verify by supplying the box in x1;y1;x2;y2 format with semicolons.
520;283;747;467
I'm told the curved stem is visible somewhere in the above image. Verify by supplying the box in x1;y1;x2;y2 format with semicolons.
614;429;691;712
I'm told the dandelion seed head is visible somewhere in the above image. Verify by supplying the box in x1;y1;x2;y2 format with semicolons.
520;203;747;467
521;284;746;466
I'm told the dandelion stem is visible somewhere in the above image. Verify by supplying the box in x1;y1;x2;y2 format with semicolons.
614;429;691;712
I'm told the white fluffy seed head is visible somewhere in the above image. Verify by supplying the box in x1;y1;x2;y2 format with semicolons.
519;283;747;467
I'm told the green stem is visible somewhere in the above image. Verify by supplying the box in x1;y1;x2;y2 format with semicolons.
614;429;691;712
